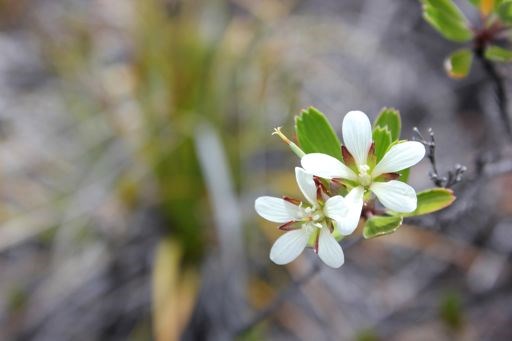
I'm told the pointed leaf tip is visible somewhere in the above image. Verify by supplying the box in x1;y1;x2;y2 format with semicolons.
401;188;456;217
373;107;401;141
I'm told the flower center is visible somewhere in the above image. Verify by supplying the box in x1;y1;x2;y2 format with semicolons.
302;206;324;229
358;164;372;186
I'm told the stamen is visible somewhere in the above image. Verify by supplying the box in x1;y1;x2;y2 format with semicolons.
358;164;370;174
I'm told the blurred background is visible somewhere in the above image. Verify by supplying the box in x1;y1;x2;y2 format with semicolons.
0;0;511;340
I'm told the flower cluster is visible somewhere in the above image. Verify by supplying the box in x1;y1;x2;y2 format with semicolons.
255;110;427;268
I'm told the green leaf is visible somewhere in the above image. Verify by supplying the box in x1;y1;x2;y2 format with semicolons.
373;107;401;141
295;107;342;160
444;49;473;79
423;5;473;42
498;0;512;22
423;0;470;23
484;45;512;62
498;2;512;22
402;188;456;217
372;127;392;162
363;215;403;239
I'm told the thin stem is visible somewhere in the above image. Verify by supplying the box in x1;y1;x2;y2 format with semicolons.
474;47;512;140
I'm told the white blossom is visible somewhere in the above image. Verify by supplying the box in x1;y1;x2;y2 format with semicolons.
301;110;425;213
255;167;362;268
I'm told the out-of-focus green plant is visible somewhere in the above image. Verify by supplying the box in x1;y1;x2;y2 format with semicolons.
422;0;512;78
37;0;300;337
439;291;464;331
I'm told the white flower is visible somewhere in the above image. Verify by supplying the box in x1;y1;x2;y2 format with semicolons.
301;110;425;213
255;167;363;268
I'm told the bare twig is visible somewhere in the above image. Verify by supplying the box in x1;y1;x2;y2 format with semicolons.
413;127;466;188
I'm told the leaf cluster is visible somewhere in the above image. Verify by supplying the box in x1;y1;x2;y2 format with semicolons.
422;0;512;78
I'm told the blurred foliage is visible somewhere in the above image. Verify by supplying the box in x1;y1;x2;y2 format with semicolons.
439;291;464;331
355;329;380;341
422;0;512;78
33;0;300;338
133;0;219;265
152;239;197;340
445;49;473;78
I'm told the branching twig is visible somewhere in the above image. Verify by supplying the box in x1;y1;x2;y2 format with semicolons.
413;127;466;188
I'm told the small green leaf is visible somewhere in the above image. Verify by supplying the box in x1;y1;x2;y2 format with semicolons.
402;188;456;217
444;49;473;79
373;107;401;141
295;107;342;160
372;127;392;162
363;215;403;239
498;0;512;22
423;6;473;42
423;0;470;23
484;45;512;62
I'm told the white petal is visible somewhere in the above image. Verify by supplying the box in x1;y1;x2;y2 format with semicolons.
325;186;364;235
341;186;364;234
301;153;357;180
255;196;302;223
324;195;349;221
370;180;417;213
295;167;317;206
371;141;425;177
269;229;310;265
317;228;344;268
342;110;373;166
